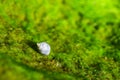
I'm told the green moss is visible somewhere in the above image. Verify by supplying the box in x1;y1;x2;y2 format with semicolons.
0;0;120;80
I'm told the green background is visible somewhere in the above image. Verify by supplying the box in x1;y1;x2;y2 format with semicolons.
0;0;120;80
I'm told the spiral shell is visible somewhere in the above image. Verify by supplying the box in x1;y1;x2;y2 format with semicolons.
37;42;51;55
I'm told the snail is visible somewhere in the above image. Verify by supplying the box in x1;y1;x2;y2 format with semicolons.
37;42;51;55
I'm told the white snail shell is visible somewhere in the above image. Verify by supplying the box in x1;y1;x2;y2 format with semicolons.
37;42;51;55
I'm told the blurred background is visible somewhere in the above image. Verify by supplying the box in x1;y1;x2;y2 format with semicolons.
0;0;120;80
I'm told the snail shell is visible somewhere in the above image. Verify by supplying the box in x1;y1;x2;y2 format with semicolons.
37;42;51;55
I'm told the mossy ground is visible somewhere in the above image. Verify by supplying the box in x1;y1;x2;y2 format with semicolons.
0;0;120;80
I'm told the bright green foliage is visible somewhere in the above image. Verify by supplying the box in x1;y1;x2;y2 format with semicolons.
0;0;120;80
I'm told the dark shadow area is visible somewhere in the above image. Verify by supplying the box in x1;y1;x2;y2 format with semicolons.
107;31;120;49
26;40;40;53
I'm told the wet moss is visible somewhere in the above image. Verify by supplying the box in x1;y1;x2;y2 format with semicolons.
0;0;120;80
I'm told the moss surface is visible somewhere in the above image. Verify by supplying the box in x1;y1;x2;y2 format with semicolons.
0;0;120;80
